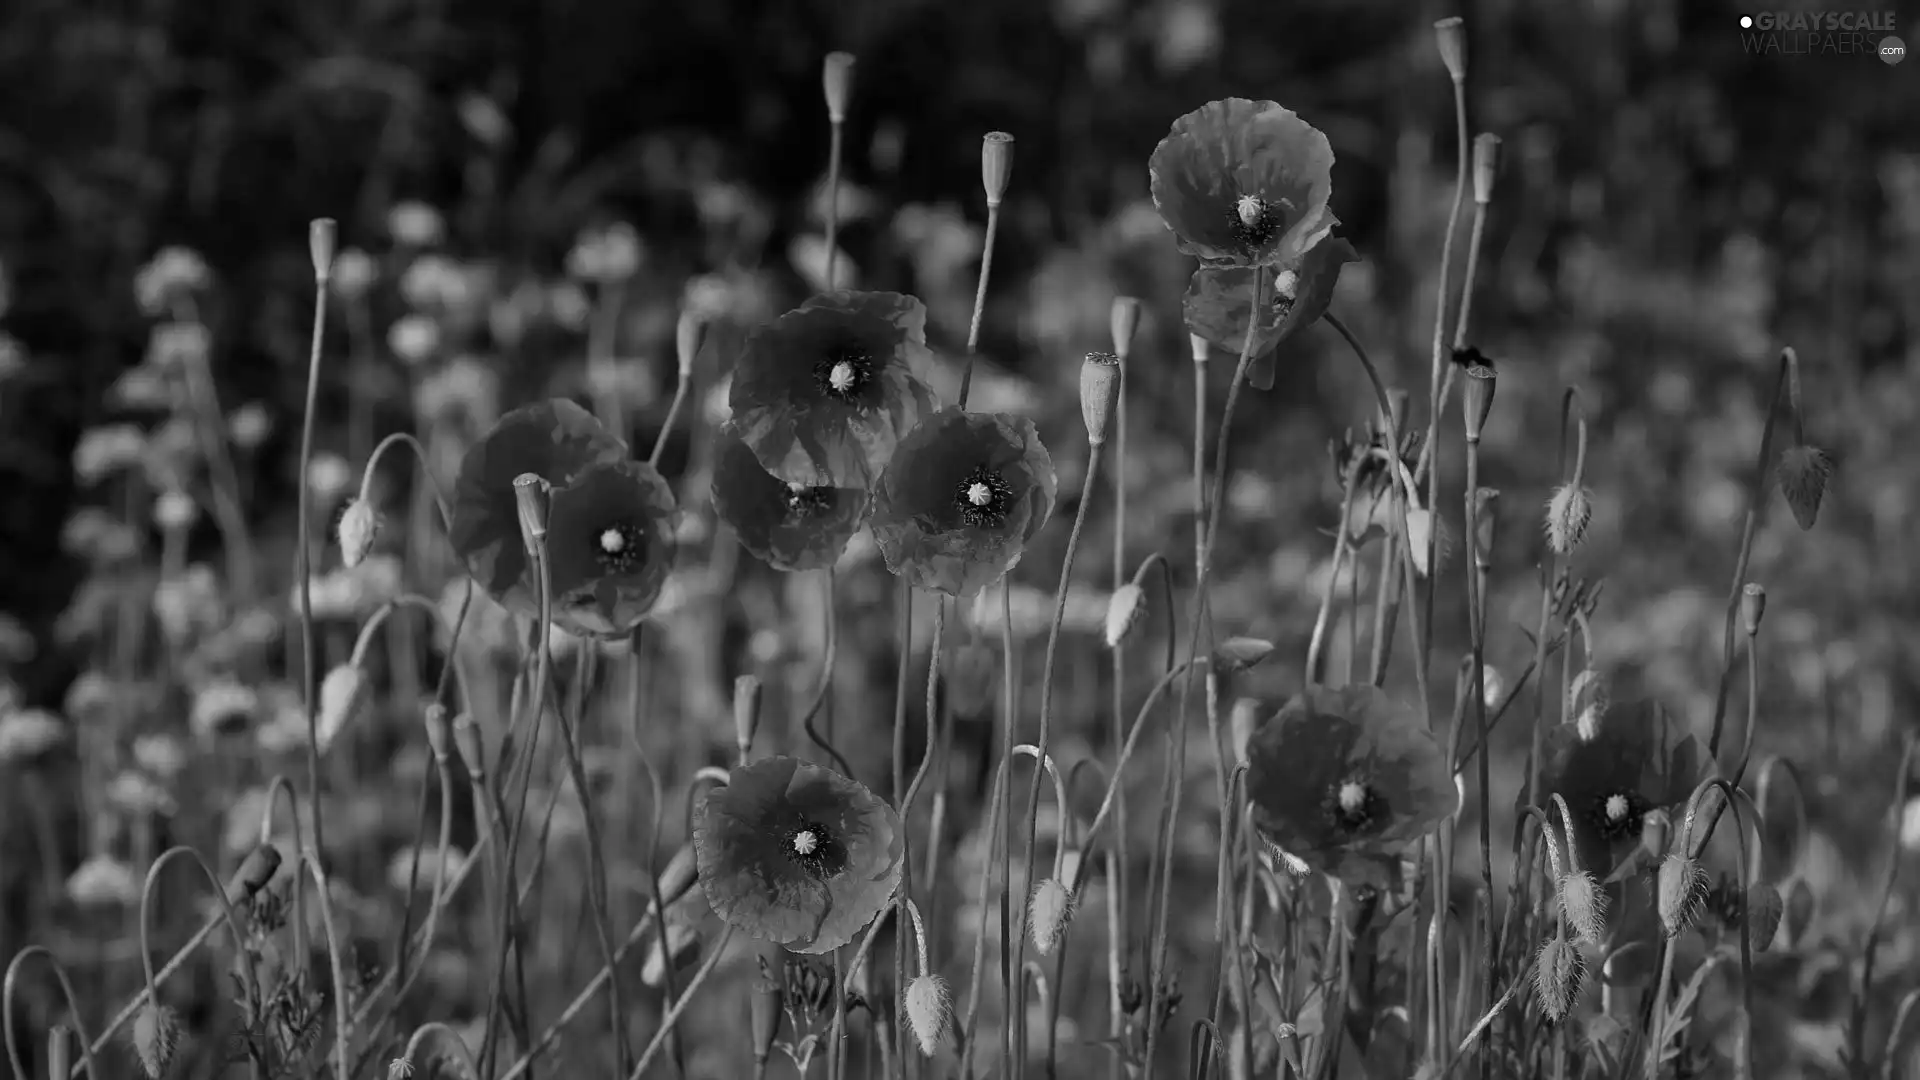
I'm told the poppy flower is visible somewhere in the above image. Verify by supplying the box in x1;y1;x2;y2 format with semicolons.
1243;685;1457;883
1183;236;1359;390
868;409;1057;598
1149;98;1339;269
1544;699;1700;879
724;291;939;488
449;399;628;620
542;460;678;639
711;435;871;572
694;755;903;954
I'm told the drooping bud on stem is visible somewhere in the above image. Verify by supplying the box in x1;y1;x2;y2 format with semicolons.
336;497;379;568
227;843;283;904
309;218;338;284
1104;583;1145;648
1434;17;1467;82
1109;296;1142;360
733;674;762;763
1472;133;1502;206
452;713;486;782
1460;351;1496;443
512;473;549;551
1532;934;1583;1023
1656;853;1709;937
1028;877;1076;956
1743;882;1784;953
1640;807;1672;861
675;308;704;378
1080;351;1121;446
1741;583;1767;637
821;52;855;125
981;132;1015;209
422;702;451;763
316;663;368;753
132;1004;180;1079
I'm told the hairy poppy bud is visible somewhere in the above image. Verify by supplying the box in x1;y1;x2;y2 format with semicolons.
1080;351;1120;446
422;702;451;763
1230;697;1260;764
1741;583;1766;637
1545;484;1593;555
316;664;368;753
675;308;704;378
309;218;338;284
821;52;855;124
1109;296;1142;360
1656;853;1708;937
1028;877;1075;956
904;973;950;1056
1558;871;1607;946
1213;636;1275;674
1742;882;1784;953
132;1003;179;1080
1471;133;1502;206
1104;582;1145;648
337;497;379;568
733;675;762;762
982;131;1014;209
1776;444;1832;530
1434;17;1467;82
512;472;549;550
451;713;485;782
1532;935;1583;1023
1460;352;1497;443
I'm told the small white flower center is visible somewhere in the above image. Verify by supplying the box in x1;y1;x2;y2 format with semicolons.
1273;269;1300;300
1605;794;1629;822
828;361;856;393
967;482;993;507
599;528;626;554
1236;194;1264;228
1338;781;1367;815
788;482;808;496
793;830;819;855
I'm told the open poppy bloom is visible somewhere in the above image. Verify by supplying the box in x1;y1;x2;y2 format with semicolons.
712;435;871;572
542;460;677;639
1243;685;1457;883
1183;236;1358;390
1544;699;1700;879
725;291;939;489
694;756;903;954
449;399;629;621
869;409;1057;598
1149;98;1339;270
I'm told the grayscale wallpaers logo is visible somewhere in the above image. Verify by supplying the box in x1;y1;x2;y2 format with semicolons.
1737;10;1904;62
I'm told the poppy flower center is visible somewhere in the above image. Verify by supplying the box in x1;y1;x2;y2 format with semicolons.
1586;790;1646;843
593;522;646;573
782;817;846;879
1325;776;1384;832
782;482;833;519
1229;192;1293;253
954;465;1015;528
813;342;876;403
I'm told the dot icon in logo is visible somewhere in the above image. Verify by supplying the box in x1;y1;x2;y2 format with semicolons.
1883;35;1907;64
1740;14;1753;27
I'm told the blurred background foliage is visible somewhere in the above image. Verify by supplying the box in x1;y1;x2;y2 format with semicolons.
2;0;1919;1076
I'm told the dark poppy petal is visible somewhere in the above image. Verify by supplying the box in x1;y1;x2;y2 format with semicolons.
1184;237;1360;390
1544;699;1682;876
448;399;629;620
1149;98;1339;268
542;460;677;639
712;436;870;572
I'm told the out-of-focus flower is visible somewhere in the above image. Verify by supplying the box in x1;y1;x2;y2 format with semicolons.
787;236;859;293
388;313;441;366
153;565;224;642
1182;236;1358;391
73;425;149;485
489;278;545;347
294;554;405;621
0;332;24;381
254;686;309;756
583;357;659;413
726;291;937;488
140;417;199;492
1544;699;1701;879
109;365;173;411
228;403;273;451
153;489;199;531
414;356;500;430
134;247;211;316
694;756;903;953
190;679;259;739
147;322;211;370
1243;684;1458;884
0;617;29;665
387;844;468;892
63;671;116;721
1900;796;1920;853
1149;98;1338;269
131;733;187;780
315;664;367;753
307;452;356;506
566;222;646;283
712;436;871;572
387;201;446;247
67;854;139;907
400;254;477;312
332;248;378;301
543;461;679;638
964;582;1106;640
0;708;66;763
547;281;591;331
448;399;629;623
871;409;1057;598
107;769;177;817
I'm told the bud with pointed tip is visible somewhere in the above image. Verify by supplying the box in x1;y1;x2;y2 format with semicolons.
1109;297;1142;359
316;664;368;753
337;497;380;568
1028;877;1076;956
1783;877;1815;948
422;702;451;763
1640;808;1671;861
131;1003;179;1079
675;308;704;378
1776;444;1832;530
1434;17;1467;81
1080;351;1120;446
1656;853;1708;937
1545;485;1593;554
452;713;486;781
513;473;550;555
310;218;338;284
1532;935;1583;1023
1230;697;1260;764
654;843;698;912
1104;583;1145;648
1212;636;1275;674
822;52;855;124
1471;133;1502;205
982;132;1014;209
1741;583;1766;637
1459;350;1497;443
904;973;951;1056
732;675;762;762
1558;871;1607;946
1742;882;1784;953
228;843;283;904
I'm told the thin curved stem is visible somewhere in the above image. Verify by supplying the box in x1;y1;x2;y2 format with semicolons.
626;926;737;1080
1307;464;1365;684
798;567;853;777
1708;351;1791;758
359;430;452;533
650;376;689;470
5;948;99;1080
295;272;330;861
401;1021;482;1079
298;855;352;1080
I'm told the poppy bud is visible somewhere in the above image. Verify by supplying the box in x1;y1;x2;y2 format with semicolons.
675;308;704;379
309;217;338;284
904;973;950;1056
1531;935;1583;1023
750;950;783;1068
1776;444;1832;530
1080;351;1120;447
1028;877;1076;956
981;131;1015;209
336;497;379;568
1741;583;1766;637
1471;487;1499;568
228;843;283;905
1640;807;1671;861
1461;353;1497;443
452;713;486;782
1742;882;1784;953
1434;17;1467;82
642;907;702;987
1783;876;1815;948
1109;296;1142;360
1104;583;1145;649
1471;133;1501;206
1188;332;1209;364
1557;871;1607;946
48;1025;71;1080
1230;697;1260;765
1656;853;1708;937
733;674;762;762
654;843;698;912
316;663;368;753
821;52;855;124
512;472;549;550
1478;663;1506;709
132;1003;179;1080
422;702;451;763
1544;484;1593;555
1213;636;1275;674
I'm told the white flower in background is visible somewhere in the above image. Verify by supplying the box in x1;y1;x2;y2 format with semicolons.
307;452;355;505
295;554;404;621
67;854;139;907
153;489;199;531
787;235;857;293
190;679;259;739
387;201;446;247
60;509;140;564
146;321;212;370
0;332;25;381
546;281;590;331
566;222;645;283
1901;796;1920;853
72;424;148;485
107;769;177;817
63;671;115;720
808;176;878;229
413;355;500;429
682;273;735;322
253;686;309;757
228;402;272;450
331;247;378;301
141;416;200;493
400;254;477;311
489;278;545;348
134;246;211;316
388;845;468;892
108;364;173;411
388;313;441;366
583;357;657;412
132;733;187;780
0;708;66;763
152;564;223;643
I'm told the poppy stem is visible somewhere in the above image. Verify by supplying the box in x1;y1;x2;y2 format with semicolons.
295;222;334;873
1306;462;1365;685
358;430;453;533
627;926;738;1079
798;568;854;778
826;118;844;291
957;206;1002;410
